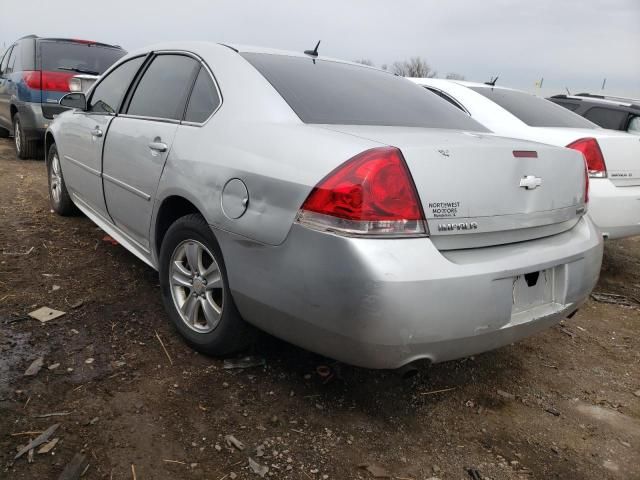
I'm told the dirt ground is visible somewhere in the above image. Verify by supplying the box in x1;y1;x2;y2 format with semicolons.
0;137;638;480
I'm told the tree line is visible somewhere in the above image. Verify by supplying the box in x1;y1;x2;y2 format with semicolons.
353;56;465;80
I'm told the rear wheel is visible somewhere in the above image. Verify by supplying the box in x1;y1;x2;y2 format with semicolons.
13;114;38;159
159;214;255;355
47;143;75;215
0;126;9;138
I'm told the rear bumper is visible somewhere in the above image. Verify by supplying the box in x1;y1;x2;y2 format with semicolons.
15;102;49;141
588;179;640;239
216;216;603;369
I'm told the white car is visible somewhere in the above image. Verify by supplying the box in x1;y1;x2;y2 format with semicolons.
410;79;640;239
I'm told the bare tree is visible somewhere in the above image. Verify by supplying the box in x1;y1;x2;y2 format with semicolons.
445;73;466;80
392;57;437;78
354;59;374;67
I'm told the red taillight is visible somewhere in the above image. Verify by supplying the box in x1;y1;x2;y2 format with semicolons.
41;71;74;92
567;137;607;178
22;71;41;89
297;147;427;236
23;71;74;92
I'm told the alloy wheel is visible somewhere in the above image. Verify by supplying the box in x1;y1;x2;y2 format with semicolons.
50;153;62;204
169;239;224;333
14;120;21;154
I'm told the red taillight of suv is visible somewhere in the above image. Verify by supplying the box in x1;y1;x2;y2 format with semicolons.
22;71;74;92
567;137;607;178
296;147;428;236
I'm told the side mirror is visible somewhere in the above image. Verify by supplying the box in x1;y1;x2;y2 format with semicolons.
59;92;87;110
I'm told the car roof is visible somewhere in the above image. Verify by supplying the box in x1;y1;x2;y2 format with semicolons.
410;77;525;92
549;94;640;111
17;34;122;49
224;43;395;73
124;41;393;74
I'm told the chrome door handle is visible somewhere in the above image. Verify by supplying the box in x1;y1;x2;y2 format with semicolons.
148;142;167;153
92;127;103;138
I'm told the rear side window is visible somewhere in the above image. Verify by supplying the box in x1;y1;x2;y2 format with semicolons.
425;87;467;112
469;87;596;128
628;115;640;135
89;56;145;114
242;53;487;131
127;55;200;121
553;100;580;112
583;107;627;130
39;41;125;75
184;67;220;123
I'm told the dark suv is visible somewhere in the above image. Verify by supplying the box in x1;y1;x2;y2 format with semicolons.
0;35;126;159
548;93;640;135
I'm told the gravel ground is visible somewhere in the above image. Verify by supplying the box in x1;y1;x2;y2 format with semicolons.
0;137;639;480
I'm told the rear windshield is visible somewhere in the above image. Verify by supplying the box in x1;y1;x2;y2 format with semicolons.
242;53;488;131
469;87;597;128
39;41;126;75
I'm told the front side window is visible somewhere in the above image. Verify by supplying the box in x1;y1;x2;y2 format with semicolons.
469;87;597;128
184;67;220;123
242;53;487;131
583;107;627;130
127;55;199;121
89;56;145;114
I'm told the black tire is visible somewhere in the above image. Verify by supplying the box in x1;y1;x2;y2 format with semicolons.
159;213;255;355
47;143;76;216
13;114;38;159
0;126;9;138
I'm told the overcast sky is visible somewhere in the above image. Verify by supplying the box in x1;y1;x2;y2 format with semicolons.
2;0;639;97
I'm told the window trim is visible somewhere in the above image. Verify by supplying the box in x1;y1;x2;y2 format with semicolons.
423;86;470;115
86;53;149;116
119;50;223;126
0;46;13;75
5;44;18;74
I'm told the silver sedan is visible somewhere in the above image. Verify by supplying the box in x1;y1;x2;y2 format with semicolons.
46;42;603;369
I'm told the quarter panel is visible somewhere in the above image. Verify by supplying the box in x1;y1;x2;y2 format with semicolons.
160;119;381;246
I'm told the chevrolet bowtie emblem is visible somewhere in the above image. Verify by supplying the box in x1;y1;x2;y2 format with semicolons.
519;175;542;190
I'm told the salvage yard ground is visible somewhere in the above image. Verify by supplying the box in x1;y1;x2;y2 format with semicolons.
0;137;639;479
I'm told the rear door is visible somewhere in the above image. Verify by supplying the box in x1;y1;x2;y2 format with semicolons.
102;53;200;249
59;56;145;217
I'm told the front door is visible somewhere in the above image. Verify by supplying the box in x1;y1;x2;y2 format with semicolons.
102;53;200;250
58;112;113;215
59;55;146;217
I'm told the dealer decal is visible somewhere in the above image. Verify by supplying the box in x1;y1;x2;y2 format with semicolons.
428;201;461;218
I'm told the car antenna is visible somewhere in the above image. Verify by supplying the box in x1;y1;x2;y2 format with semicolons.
484;75;499;86
304;40;321;57
565;87;571;95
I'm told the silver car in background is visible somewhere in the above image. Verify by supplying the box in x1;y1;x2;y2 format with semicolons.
46;42;603;369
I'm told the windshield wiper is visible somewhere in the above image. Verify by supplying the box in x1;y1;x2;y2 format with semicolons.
58;66;100;75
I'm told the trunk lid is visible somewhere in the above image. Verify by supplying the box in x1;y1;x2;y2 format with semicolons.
589;132;640;187
517;127;640;187
320;126;587;250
